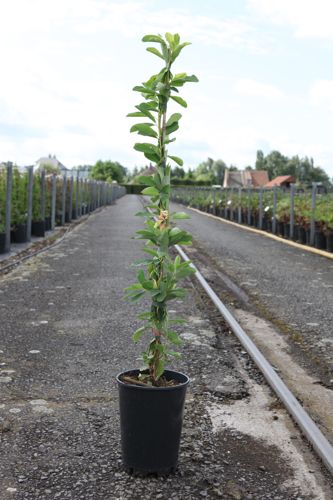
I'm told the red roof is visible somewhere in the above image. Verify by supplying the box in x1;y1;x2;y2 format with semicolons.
265;175;295;188
250;170;269;187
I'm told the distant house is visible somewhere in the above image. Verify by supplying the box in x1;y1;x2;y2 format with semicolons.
35;155;69;174
140;164;156;177
223;169;269;188
265;175;295;188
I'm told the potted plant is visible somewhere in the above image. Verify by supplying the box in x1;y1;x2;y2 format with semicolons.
31;172;45;237
11;168;28;243
0;168;6;253
117;32;198;475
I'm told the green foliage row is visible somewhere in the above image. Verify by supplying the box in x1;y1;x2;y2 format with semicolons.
172;187;333;232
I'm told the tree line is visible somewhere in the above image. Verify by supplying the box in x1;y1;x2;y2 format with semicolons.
39;150;331;188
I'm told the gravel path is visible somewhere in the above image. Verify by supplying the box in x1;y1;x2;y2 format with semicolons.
171;202;333;382
0;195;332;499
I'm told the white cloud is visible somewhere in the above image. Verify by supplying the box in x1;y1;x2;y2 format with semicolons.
235;79;284;100
309;80;333;110
248;0;333;39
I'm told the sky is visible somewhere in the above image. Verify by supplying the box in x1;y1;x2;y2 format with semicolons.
1;0;333;177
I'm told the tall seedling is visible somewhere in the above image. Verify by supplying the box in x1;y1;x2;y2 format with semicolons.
126;33;198;386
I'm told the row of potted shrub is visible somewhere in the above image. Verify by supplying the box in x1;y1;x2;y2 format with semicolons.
171;188;333;253
0;168;119;254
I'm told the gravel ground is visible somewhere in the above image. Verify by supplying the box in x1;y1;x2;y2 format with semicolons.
170;202;333;384
0;195;332;499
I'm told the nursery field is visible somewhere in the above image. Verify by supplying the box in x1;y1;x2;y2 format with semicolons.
169;196;333;385
171;185;333;252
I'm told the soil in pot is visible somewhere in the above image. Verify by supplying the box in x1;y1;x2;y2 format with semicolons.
0;233;6;254
117;369;189;475
32;220;45;237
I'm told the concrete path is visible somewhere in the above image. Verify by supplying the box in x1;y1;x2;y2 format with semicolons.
0;196;332;499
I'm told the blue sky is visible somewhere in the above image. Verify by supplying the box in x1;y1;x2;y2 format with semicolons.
1;0;333;177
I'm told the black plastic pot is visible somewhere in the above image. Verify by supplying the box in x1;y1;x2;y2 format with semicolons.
0;233;6;254
44;217;51;231
297;226;307;244
276;222;285;237
315;231;326;250
117;369;189;474
11;223;27;243
326;232;333;253
32;220;45;237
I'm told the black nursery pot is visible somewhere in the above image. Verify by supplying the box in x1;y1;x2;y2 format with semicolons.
297;226;307;244
32;220;45;237
0;233;6;254
11;223;27;243
315;230;326;250
117;369;189;474
326;232;333;253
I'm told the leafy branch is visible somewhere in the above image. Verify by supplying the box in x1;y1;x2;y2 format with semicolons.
126;32;198;385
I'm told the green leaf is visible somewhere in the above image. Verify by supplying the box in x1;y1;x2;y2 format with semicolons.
137;175;155;186
172;211;190;219
166;122;179;135
135;104;156;122
142;34;164;43
134;143;160;156
146;47;164;59
170;95;187;108
141;186;159;197
165;32;174;47
166;113;182;127
166;330;182;345
133;327;146;342
132;86;155;95
168;155;183;166
127;112;146;118
127;291;145;301
155;359;165;379
171;42;191;61
130;123;158;138
124;283;143;292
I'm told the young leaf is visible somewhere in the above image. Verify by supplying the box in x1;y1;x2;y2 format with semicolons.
130;123;158;138
141;186;160;197
127;111;146;118
142;34;164;43
146;47;164;59
171;42;191;62
134;143;160;155
170;95;187;108
133;326;146;342
166;113;182;127
137;175;155;186
168;155;183;166
166;122;179;135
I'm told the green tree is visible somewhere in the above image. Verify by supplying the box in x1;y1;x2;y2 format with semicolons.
255;150;266;170
171;166;185;178
90;160;127;183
